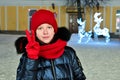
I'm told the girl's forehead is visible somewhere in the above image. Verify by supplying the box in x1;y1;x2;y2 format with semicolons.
39;23;53;27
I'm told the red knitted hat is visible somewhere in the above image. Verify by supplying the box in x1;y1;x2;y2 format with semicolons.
30;9;58;33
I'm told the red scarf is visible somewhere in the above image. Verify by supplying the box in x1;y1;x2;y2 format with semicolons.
39;39;67;59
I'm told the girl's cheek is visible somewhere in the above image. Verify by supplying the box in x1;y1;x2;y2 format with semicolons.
37;33;41;38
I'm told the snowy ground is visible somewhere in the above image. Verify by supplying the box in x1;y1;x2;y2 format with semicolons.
0;33;120;80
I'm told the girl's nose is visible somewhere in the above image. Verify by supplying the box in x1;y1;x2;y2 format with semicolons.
43;28;48;34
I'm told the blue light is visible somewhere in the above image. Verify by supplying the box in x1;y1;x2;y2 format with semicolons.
77;18;92;43
93;12;110;43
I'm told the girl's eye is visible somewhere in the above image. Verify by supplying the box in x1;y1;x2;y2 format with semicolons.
47;26;52;29
47;26;51;28
37;27;42;30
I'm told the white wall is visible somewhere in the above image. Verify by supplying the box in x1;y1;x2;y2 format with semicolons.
0;0;67;6
0;0;120;6
100;0;120;6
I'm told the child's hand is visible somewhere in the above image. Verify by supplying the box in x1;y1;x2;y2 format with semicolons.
25;30;40;60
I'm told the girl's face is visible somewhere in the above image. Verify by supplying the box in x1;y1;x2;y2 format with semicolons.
36;23;55;44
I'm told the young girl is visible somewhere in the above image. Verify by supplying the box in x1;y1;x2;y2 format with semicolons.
15;9;86;80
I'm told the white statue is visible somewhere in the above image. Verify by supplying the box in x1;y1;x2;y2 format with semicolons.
93;12;110;43
77;18;92;43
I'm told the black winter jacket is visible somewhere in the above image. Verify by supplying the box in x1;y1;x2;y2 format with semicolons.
15;27;86;80
16;46;86;80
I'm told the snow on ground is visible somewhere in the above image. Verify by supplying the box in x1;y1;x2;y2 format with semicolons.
0;33;120;80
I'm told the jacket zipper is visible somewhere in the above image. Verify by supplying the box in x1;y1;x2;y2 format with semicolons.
51;60;57;80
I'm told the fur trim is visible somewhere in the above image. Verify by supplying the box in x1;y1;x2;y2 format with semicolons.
14;27;71;54
14;36;28;54
56;27;71;41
